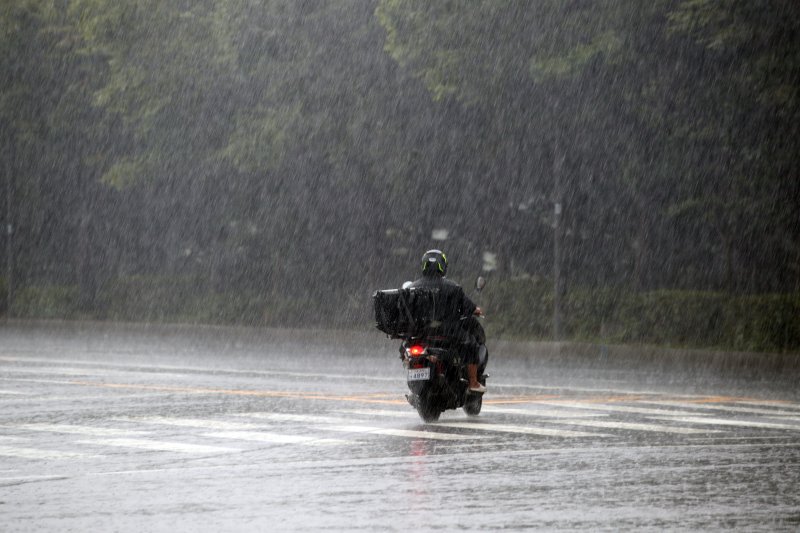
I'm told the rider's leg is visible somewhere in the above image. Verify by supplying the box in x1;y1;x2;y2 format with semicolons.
464;342;485;392
467;363;479;388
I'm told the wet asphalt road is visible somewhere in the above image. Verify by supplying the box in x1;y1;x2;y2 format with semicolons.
1;322;799;531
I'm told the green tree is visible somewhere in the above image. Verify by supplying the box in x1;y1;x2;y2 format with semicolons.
664;0;800;291
1;0;118;310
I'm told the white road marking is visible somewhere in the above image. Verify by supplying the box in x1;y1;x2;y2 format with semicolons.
733;400;800;410
425;442;503;451
0;356;396;383
320;425;479;441
639;401;800;418
338;408;703;436
77;438;240;454
0;367;108;376
0;377;79;386
482;406;608;418
685;436;797;442
489;382;729;399
119;417;273;431
339;406;608;420
546;419;717;435
0;445;98;460
90;465;232;476
432;421;605;438
239;412;478;440
4;354;795;409
767;416;800;423
237;412;347;424
0;393;177;403
0;474;67;483
649;416;800;431
203;431;347;445
0;390;27;395
335;409;418;419
529;401;701;417
54;441;800;481
14;424;150;437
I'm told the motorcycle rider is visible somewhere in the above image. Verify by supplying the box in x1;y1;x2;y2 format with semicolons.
409;249;486;393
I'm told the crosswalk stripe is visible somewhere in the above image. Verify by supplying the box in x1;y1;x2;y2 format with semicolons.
482;406;608;418
339;407;608;420
732;400;800;410
0;475;67;483
319;425;479;441
1;394;175;404
767;416;800;422
236;412;342;424
203;431;347;445
121;417;272;431
0;356;397;383
76;438;240;454
335;409;418;419
546;419;717;435
432;421;605;438
14;424;150;437
529;401;700;417
337;408;706;436
639;401;800;418
336;405;608;420
0;445;98;460
0;367;109;376
238;411;479;440
649;416;800;431
0;377;79;386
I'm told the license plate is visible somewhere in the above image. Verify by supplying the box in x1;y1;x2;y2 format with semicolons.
407;367;431;382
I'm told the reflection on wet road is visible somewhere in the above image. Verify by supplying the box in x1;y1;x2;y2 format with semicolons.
1;323;798;531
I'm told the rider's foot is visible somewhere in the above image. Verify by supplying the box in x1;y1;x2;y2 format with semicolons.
469;383;486;393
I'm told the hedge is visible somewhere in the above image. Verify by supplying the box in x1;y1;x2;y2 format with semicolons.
10;284;80;319
4;276;798;353
0;276;6;313
483;278;800;353
98;275;269;325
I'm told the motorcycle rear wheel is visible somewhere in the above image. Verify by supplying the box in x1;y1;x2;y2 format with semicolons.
415;395;441;423
463;393;482;416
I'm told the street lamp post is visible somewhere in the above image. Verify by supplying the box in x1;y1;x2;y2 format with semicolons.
553;200;562;341
552;139;565;342
5;141;12;319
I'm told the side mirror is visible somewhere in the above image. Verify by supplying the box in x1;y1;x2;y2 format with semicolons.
475;276;486;292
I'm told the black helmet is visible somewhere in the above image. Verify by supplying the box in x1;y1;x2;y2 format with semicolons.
421;249;448;276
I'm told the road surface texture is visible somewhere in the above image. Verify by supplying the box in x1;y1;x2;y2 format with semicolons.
1;321;798;531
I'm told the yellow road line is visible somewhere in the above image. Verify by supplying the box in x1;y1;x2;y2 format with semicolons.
68;380;407;404
70;380;778;409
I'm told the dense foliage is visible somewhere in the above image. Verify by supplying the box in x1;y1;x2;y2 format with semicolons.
484;279;800;353
1;1;798;351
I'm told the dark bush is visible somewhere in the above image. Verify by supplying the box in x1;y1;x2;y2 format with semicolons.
10;285;79;318
9;275;799;353
486;278;800;353
0;276;6;314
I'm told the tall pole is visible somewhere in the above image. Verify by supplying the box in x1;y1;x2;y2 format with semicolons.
553;200;562;340
5;140;12;319
552;138;564;341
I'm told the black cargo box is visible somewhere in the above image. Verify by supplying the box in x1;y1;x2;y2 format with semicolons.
373;288;414;337
372;287;438;337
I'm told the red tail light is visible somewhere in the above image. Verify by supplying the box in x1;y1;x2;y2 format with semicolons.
408;345;426;357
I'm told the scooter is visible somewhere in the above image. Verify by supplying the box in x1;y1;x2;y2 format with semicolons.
373;277;488;422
